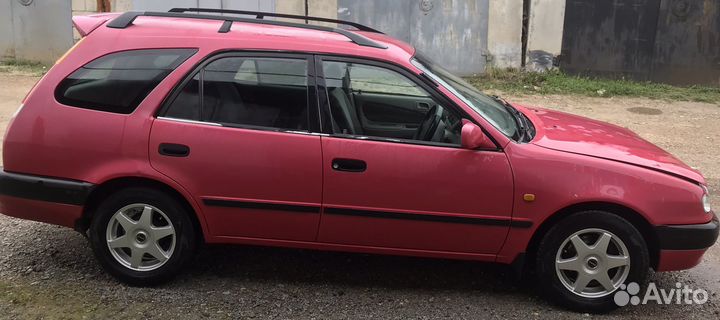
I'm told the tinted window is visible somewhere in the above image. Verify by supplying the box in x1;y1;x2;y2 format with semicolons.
348;64;425;96
56;49;196;114
323;61;461;145
165;57;309;131
165;74;200;120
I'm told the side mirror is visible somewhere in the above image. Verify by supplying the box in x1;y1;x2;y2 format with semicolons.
461;121;492;150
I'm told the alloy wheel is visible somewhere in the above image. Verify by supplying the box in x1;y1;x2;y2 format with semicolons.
105;203;176;271
555;228;631;298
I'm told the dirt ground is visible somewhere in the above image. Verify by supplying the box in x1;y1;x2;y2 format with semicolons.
0;73;718;319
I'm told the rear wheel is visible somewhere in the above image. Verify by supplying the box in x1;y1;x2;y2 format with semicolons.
536;211;649;313
89;187;196;286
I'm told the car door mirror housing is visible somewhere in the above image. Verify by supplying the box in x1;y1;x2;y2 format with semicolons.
461;121;493;150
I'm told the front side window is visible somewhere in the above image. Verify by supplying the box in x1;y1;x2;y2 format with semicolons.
322;60;461;145
56;49;196;114
164;56;309;131
411;53;520;140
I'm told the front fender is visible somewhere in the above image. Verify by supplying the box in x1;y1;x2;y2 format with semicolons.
497;143;710;264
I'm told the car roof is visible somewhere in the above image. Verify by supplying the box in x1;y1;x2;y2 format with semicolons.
89;13;417;67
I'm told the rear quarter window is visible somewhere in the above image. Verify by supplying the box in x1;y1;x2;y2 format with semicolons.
55;49;197;114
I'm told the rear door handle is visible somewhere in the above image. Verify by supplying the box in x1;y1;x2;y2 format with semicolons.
159;143;190;157
332;158;367;172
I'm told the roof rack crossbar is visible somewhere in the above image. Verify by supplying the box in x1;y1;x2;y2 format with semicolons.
168;7;382;33
106;11;387;49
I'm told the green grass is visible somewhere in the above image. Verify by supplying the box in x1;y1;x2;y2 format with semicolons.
0;279;154;320
465;69;720;103
0;58;50;76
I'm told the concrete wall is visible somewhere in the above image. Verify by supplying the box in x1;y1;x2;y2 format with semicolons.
525;0;566;71
0;1;13;59
0;0;73;64
73;0;133;14
488;0;523;69
276;0;337;26
72;1;133;40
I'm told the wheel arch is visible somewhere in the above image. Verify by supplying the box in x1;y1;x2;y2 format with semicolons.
526;201;660;271
75;176;205;244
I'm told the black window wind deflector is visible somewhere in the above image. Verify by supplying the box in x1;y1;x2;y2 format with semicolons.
106;9;388;49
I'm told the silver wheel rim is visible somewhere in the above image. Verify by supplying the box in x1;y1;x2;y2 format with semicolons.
555;228;631;298
105;204;176;271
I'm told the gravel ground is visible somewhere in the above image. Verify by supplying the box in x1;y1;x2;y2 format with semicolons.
0;74;719;319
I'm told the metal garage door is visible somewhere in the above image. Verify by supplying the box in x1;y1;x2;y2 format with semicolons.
338;0;490;76
560;0;720;86
560;0;661;81
651;0;720;85
132;0;274;12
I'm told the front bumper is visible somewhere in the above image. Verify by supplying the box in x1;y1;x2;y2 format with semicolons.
656;214;719;250
0;169;94;228
655;214;719;271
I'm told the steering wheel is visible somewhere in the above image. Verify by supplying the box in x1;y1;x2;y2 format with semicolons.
413;105;444;141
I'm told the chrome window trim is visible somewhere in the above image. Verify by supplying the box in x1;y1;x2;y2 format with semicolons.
156;116;329;137
157;116;222;127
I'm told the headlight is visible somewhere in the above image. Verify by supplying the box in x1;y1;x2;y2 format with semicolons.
702;186;712;213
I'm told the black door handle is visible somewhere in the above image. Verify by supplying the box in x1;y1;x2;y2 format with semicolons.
332;158;367;172
159;143;190;157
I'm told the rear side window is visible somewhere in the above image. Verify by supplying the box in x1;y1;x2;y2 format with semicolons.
55;49;196;114
164;56;310;131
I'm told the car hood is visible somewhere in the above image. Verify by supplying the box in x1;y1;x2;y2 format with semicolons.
517;105;705;184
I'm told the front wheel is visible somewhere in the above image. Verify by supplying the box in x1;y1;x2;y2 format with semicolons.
89;187;197;286
535;211;649;313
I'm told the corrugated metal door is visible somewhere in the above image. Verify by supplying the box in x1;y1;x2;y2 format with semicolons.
651;0;720;85
560;0;661;80
560;0;720;86
132;0;274;12
0;0;73;63
338;0;490;76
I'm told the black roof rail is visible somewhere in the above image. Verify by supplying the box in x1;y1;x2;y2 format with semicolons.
106;11;387;49
168;7;383;33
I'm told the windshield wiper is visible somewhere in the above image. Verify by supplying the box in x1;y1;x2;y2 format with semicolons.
491;95;527;141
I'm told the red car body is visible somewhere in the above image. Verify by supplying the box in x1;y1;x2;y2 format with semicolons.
0;12;716;280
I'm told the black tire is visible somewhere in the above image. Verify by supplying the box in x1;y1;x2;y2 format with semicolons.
535;211;649;313
89;187;197;286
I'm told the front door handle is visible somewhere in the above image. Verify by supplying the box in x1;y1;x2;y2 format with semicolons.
332;158;367;172
159;143;190;157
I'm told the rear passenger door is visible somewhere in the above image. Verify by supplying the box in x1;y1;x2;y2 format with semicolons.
150;53;323;241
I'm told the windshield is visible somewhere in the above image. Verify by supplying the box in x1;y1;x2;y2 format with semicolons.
411;54;520;139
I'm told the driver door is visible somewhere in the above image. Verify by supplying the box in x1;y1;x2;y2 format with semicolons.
316;57;514;254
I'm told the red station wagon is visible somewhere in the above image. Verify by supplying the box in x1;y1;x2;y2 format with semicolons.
0;8;717;312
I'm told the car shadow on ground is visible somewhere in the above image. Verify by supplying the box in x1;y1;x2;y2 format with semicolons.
1;222;531;296
184;244;528;293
